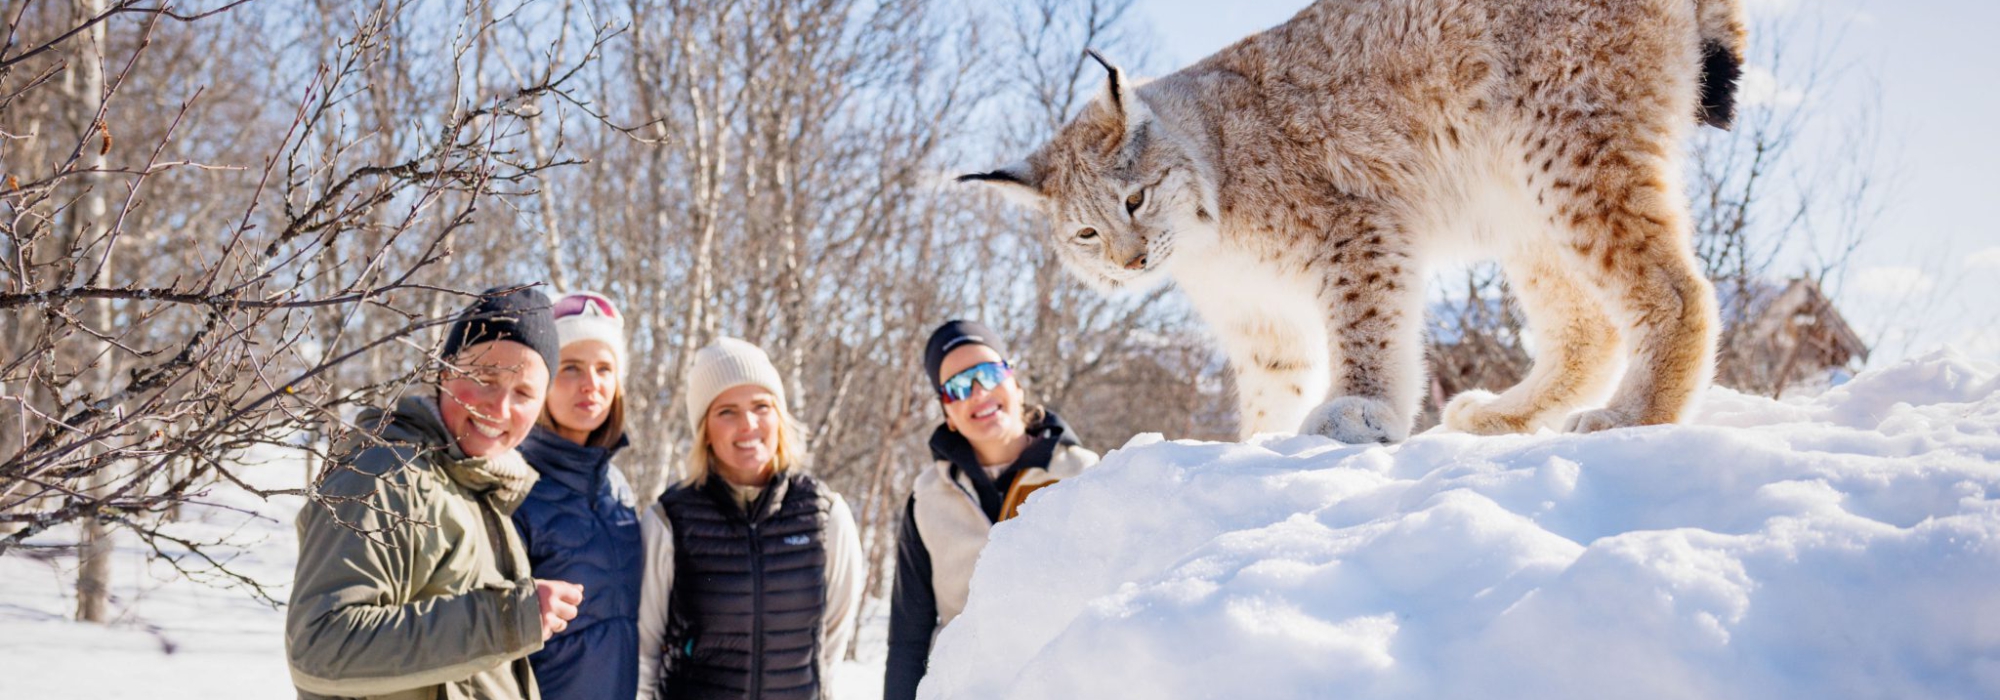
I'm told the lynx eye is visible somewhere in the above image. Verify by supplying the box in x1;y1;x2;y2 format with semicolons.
1125;189;1146;215
1076;227;1099;241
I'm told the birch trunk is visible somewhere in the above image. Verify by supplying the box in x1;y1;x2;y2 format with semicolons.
72;0;114;625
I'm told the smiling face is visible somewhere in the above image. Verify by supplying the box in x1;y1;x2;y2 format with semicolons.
702;384;784;487
547;339;619;444
438;340;549;457
938;344;1027;449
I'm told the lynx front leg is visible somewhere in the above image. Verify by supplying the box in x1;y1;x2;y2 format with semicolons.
1299;244;1426;444
1220;317;1326;439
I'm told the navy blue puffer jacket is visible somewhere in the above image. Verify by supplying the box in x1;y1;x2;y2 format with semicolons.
513;426;645;700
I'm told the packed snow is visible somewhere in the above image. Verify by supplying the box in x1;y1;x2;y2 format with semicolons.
922;349;2000;699
4;350;1998;699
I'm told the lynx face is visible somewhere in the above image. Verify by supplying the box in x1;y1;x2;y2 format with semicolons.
961;51;1219;291
1043;131;1217;290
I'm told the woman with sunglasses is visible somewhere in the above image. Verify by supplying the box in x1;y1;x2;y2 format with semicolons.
637;338;866;700
883;320;1101;700
510;291;645;700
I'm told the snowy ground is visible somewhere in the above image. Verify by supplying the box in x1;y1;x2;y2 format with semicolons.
924;350;2000;699
6;350;1998;699
0;454;309;700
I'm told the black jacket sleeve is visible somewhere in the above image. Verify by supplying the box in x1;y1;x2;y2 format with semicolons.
884;495;938;700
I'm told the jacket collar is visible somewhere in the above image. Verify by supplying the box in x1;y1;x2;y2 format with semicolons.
700;471;796;525
927;409;1080;522
518;425;628;497
358;395;541;514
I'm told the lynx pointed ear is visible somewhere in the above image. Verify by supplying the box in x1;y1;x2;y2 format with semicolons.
957;161;1047;210
1083;48;1151;148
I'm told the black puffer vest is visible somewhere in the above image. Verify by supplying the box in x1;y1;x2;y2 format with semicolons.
660;472;831;700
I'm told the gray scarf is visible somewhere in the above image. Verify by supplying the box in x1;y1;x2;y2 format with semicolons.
356;395;540;514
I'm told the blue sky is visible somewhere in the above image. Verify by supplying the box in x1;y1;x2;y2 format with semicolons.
1133;0;1999;364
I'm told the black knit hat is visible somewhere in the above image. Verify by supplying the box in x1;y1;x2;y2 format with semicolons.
441;286;560;380
924;319;1011;387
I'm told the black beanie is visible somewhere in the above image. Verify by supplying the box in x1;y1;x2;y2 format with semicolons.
441;286;560;379
924;319;1011;387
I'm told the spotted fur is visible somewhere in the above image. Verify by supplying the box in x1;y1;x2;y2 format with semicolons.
963;0;1746;442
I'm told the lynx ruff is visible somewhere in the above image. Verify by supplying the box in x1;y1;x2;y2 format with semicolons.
964;0;1746;444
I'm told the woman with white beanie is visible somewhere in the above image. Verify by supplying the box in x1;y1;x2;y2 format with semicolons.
636;337;866;700
510;292;645;700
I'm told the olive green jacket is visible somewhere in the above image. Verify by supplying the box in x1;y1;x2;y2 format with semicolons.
287;396;546;700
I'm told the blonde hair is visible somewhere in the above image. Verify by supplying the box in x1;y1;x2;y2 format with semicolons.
684;396;809;487
537;387;627;449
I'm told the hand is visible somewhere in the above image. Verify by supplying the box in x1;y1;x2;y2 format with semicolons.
534;579;585;641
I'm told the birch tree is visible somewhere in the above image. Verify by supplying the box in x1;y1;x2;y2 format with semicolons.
0;0;613;611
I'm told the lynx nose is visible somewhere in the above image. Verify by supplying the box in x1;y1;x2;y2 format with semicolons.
1124;254;1148;271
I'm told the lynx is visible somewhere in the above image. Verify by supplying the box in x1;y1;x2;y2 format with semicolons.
963;0;1745;443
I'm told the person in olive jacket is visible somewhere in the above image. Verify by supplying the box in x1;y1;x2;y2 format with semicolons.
287;287;584;700
512;291;645;700
883;321;1101;700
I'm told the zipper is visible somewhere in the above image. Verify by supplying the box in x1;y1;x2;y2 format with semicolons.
945;463;989;524
748;519;763;698
475;494;518;580
473;492;531;699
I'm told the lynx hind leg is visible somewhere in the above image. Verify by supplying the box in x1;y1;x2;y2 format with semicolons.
1442;248;1621;435
1537;142;1718;432
1223;317;1327;439
1301;252;1426;444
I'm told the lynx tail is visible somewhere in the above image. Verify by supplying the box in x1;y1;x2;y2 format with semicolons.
1695;0;1748;129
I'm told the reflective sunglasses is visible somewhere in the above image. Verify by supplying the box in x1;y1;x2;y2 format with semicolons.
938;361;1012;403
552;292;620;321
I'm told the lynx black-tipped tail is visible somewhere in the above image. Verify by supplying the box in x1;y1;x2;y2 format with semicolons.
1698;40;1742;129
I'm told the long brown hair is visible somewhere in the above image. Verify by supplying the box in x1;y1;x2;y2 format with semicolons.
537;387;627;449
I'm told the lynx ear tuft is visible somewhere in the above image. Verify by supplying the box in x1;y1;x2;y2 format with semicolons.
1084;49;1127;115
957;161;1047;209
1083;48;1151;152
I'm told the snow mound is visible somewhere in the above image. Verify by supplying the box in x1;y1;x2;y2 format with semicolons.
922;350;2000;700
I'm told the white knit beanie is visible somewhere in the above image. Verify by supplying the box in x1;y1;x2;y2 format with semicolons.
684;337;788;432
551;291;627;365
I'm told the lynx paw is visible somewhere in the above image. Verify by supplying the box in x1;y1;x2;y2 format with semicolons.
1441;390;1538;436
1562;407;1637;434
1301;396;1408;445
